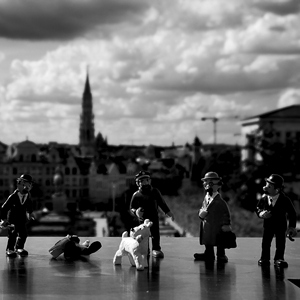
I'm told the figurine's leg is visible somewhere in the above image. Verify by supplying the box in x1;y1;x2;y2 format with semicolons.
64;241;81;260
261;228;273;261
141;254;148;268
127;253;136;266
81;241;102;256
113;249;123;265
6;226;17;251
274;230;286;261
133;254;144;270
15;223;28;250
150;221;161;251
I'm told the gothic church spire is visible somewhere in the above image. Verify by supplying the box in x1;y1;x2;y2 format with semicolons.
79;70;95;156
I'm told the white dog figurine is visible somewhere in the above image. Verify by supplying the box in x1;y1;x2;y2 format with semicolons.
113;219;153;270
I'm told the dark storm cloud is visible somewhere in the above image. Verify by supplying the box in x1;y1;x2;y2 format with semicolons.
0;0;150;41
255;0;300;16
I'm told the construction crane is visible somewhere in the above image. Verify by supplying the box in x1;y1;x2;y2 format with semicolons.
201;116;239;144
201;117;218;144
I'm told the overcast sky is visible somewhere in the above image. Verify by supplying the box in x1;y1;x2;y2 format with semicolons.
1;0;300;146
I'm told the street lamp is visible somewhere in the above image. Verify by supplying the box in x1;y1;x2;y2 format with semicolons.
111;183;116;212
201;117;218;144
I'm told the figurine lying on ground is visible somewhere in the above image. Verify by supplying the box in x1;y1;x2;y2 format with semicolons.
49;235;102;260
113;219;153;270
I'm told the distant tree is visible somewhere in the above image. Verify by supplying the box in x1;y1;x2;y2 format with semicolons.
191;145;241;189
236;123;300;211
95;132;107;149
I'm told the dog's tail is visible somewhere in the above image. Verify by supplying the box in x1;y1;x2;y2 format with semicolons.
122;231;128;238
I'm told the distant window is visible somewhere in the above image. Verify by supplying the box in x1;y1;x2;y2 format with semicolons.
19;155;23;162
65;167;70;175
72;168;77;175
45;180;51;186
83;189;89;197
31;154;36;162
13;168;18;175
286;131;292;139
72;190;77;197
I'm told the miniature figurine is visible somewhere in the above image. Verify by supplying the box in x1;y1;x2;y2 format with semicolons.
256;174;297;268
113;219;153;270
129;171;174;258
49;235;102;260
194;172;232;263
0;174;34;258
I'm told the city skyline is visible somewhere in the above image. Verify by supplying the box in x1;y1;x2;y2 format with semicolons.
1;0;300;146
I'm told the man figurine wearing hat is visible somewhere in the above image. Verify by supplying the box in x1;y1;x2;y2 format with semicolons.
256;174;297;268
194;171;232;263
129;171;175;258
0;174;34;258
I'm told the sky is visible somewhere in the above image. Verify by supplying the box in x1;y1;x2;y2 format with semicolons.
1;0;300;147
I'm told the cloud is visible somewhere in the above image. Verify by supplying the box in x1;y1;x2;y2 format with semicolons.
1;0;300;145
254;0;300;16
0;51;5;63
0;0;150;41
278;88;300;108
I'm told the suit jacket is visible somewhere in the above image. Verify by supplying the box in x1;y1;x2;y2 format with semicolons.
130;187;170;221
199;194;231;246
256;192;296;230
1;190;33;224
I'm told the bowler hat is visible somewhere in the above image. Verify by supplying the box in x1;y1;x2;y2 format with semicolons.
201;171;222;181
265;174;284;188
135;171;150;181
17;174;34;183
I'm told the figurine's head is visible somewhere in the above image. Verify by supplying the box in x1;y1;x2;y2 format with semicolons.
135;171;152;192
201;172;222;196
17;174;33;194
130;219;153;242
263;174;284;196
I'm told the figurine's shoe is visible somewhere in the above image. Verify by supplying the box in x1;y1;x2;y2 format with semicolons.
6;250;17;258
258;259;270;267
194;253;215;261
81;241;102;255
274;259;288;268
152;250;164;258
16;249;29;257
217;255;228;263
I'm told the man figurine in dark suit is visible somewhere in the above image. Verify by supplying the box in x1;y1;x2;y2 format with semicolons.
130;171;174;258
194;172;232;263
0;174;34;258
256;174;297;268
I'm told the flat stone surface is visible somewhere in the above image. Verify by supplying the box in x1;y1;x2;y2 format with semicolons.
0;237;299;300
